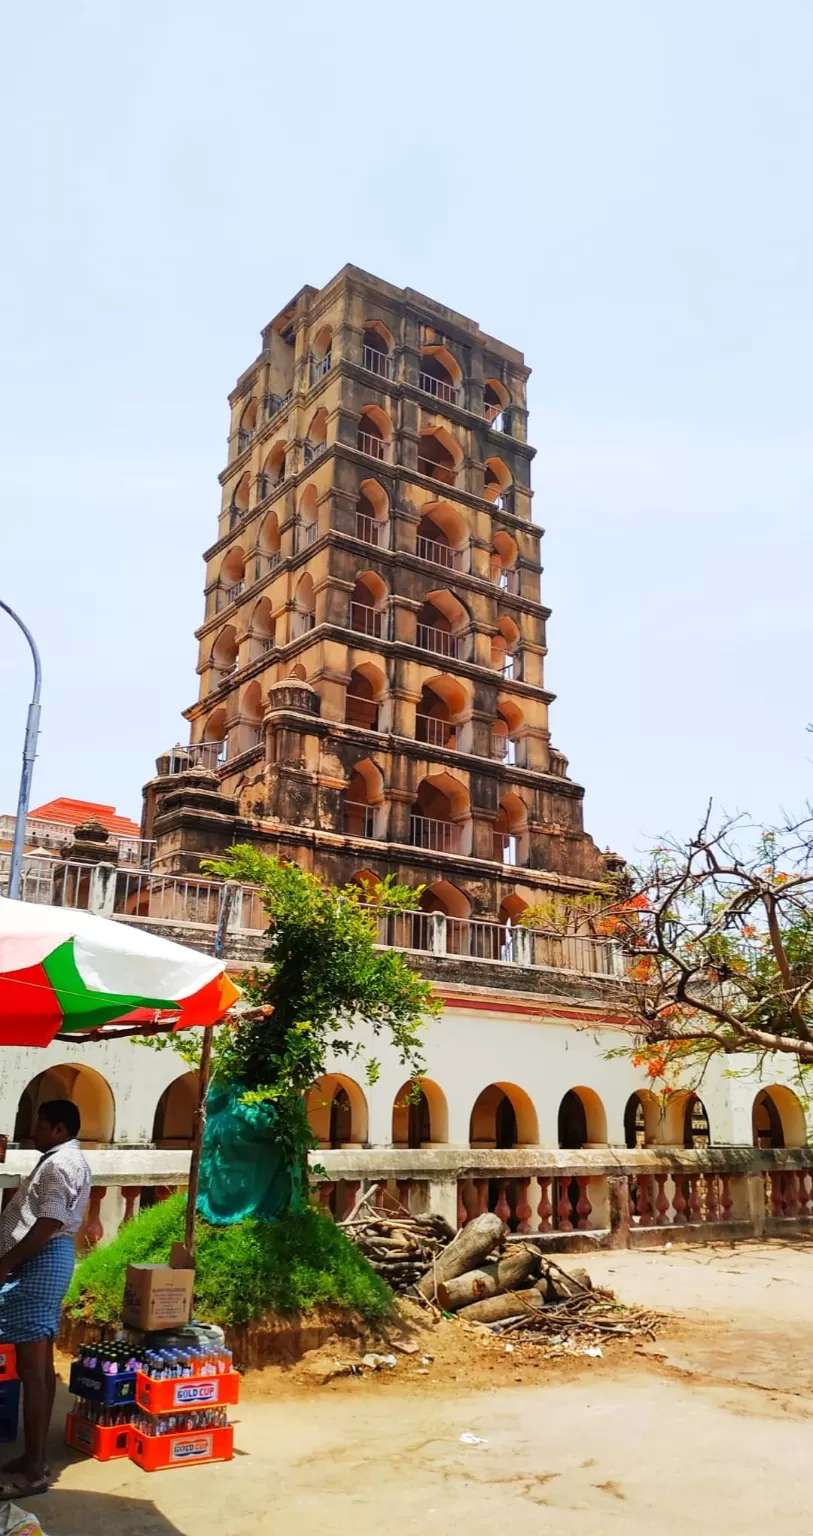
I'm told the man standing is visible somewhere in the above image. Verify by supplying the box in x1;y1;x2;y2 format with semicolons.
0;1099;90;1499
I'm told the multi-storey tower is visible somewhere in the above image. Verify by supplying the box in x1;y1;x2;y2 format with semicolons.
144;265;612;924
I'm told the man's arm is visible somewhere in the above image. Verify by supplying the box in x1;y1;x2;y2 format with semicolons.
0;1218;64;1284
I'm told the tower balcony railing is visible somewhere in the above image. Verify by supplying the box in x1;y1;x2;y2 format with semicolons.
361;346;394;379
237;429;255;454
410;815;457;853
357;432;387;461
350;603;383;639
303;439;327;466
345;695;379;730
492;489;514;513
491;734;517;765
419;373;459;406
344;801;375;838
223;580;245;606
228;506;247;530
416;714;456;749
416;535;455;569
258;635;276;653
264;390;292;421
291;612;315;639
297;520;318;551
493;834;519;867
417;624;459;659
356;513;382;546
485;406;511;436
309;352;332;385
497;567;519;593
252;552;282;583
416;456;456;485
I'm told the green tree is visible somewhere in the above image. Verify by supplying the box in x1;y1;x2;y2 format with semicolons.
202;849;440;1178
614;807;813;1085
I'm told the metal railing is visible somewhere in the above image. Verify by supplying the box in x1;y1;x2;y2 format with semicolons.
357;431;386;460
345;694;379;730
419;372;459;405
309;352;332;385
264;390;292;420
416;714;455;748
356;513;381;546
8;859;625;978
416;535;454;569
169;740;227;773
297;520;318;550
497;567;519;593
417;624;459;659
224;580;245;606
350;603;383;639
410;815;457;853
417;456;455;484
258;635;275;653
493;834;518;867
303;439;327;465
344;801;375;838
237;429;254;454
253;552;281;583
291;612;315;639
361;346;394;378
228;505;247;530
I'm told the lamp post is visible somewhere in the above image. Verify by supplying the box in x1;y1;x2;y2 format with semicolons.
1;600;42;900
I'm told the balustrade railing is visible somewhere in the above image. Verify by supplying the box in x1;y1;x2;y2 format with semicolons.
416;714;455;749
357;431;386;460
416;535;455;569
417;623;459;659
356;512;382;546
303;439;327;465
344;801;375;838
350;602;383;638
361;346;394;379
309;352;332;384
410;815;456;853
419;372;459;405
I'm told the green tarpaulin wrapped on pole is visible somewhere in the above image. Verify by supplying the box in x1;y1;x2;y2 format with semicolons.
196;1083;299;1224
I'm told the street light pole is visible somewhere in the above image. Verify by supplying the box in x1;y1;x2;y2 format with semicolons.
1;600;42;900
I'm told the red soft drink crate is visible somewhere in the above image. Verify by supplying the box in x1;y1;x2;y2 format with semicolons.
129;1422;233;1472
0;1346;17;1382
65;1411;132;1462
135;1370;239;1415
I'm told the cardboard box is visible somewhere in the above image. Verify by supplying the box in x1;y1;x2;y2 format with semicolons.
122;1263;194;1331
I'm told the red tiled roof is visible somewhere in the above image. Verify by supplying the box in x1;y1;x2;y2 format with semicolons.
28;799;141;839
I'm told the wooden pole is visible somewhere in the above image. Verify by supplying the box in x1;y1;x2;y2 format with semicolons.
183;882;236;1258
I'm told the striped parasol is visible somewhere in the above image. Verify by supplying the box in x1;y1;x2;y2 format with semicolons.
0;896;239;1047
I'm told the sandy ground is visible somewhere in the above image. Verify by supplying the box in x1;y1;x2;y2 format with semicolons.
21;1238;813;1536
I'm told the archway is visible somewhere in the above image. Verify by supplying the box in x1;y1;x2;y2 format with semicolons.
484;456;512;505
346;663;385;729
362;321;393;377
356;478;389;545
558;1087;607;1148
752;1086;807;1148
392;1079;449;1148
305;1074;368;1148
419;344;461;403
357;406;391;460
152;1072;200;1148
469;1083;538;1148
417;427;460;485
683;1094;711;1148
14;1063;115;1147
292;572;315;638
484;377;510;424
624;1090;661;1149
350;572;387;639
493;791;528;867
411;773;470;854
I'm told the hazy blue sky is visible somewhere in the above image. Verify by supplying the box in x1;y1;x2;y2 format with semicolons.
1;1;810;860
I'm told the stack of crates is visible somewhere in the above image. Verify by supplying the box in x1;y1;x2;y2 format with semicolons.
0;1345;20;1443
65;1344;139;1462
129;1344;238;1472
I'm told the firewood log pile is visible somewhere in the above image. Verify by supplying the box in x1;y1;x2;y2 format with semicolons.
342;1203;661;1350
340;1195;456;1292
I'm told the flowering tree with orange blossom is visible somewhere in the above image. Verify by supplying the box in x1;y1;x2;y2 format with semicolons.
611;805;813;1086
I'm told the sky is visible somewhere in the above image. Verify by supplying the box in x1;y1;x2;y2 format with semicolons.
1;0;811;863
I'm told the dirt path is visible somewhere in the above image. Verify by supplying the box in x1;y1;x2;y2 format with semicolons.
30;1240;813;1535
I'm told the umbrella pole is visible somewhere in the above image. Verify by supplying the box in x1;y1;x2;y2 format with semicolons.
184;1023;213;1257
184;881;237;1257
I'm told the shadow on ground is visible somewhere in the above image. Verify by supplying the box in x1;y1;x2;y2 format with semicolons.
29;1492;185;1536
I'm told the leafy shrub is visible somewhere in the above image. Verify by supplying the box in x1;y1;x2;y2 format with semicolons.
66;1195;391;1327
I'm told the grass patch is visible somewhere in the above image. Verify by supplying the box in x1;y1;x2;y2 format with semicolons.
66;1195;392;1328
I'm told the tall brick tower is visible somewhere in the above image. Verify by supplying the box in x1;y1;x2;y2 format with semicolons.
143;265;612;930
